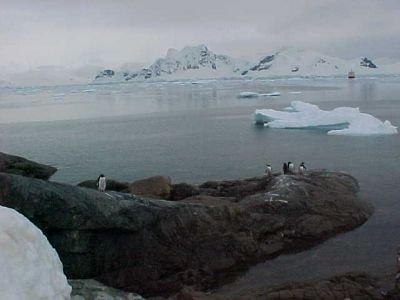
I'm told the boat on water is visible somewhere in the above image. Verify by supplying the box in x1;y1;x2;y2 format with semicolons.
348;70;355;79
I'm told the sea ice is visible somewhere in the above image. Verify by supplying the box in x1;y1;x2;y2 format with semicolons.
254;101;398;136
0;205;71;300
238;91;281;98
265;92;281;96
238;92;260;98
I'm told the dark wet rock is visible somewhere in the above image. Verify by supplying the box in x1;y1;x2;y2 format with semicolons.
0;170;373;297
169;182;200;201
77;179;129;193
172;273;388;299
198;176;271;200
129;175;172;199
0;152;56;180
254;272;382;300
180;195;237;206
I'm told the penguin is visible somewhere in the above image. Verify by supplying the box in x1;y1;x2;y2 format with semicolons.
298;162;306;175
288;161;295;174
283;162;288;174
265;164;272;176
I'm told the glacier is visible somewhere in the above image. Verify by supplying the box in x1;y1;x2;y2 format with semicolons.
0;205;71;300
254;101;398;136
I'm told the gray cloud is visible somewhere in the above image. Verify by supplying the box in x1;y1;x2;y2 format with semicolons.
1;0;400;71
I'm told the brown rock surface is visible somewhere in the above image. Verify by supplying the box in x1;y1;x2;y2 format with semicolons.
129;175;172;199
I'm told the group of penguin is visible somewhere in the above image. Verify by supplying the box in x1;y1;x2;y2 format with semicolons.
265;161;307;175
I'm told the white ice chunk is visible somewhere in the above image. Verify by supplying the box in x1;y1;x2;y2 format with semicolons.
254;101;398;136
0;205;71;300
264;92;281;96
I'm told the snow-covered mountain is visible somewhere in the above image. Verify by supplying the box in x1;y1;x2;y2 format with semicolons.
93;45;400;83
94;45;251;83
242;47;386;77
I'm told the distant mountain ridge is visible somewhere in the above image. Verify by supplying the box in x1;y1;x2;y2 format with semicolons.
93;45;400;83
95;45;250;83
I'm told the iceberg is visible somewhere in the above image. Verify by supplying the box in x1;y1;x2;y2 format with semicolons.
0;205;71;299
254;101;398;136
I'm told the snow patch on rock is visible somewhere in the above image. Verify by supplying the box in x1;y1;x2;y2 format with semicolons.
0;205;71;300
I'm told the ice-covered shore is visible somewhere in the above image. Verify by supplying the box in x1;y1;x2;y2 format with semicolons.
0;205;71;300
254;101;398;136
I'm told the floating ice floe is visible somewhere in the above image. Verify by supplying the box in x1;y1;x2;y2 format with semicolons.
265;92;281;96
238;91;281;98
254;101;398;136
239;92;259;98
0;205;71;299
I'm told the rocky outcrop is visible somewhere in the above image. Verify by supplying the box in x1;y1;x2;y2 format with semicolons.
173;272;395;299
169;176;270;201
360;57;378;68
129;175;172;199
242;54;275;75
251;273;381;300
169;182;200;201
70;279;144;300
0;152;56;179
0;171;373;297
95;69;115;80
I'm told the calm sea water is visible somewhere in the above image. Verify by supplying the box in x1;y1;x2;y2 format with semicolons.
0;77;400;293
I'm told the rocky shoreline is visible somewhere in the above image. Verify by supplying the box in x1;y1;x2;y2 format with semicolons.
0;152;393;299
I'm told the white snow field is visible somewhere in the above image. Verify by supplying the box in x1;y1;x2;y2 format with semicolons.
254;101;398;136
0;205;71;300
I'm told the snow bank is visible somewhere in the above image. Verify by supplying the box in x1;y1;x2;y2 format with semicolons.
254;101;398;136
0;205;71;300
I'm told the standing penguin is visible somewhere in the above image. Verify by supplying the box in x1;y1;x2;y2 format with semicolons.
288;161;295;174
265;164;272;176
97;174;107;192
283;162;288;174
298;162;306;175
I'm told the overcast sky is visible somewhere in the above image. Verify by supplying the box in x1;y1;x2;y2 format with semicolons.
1;0;400;72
